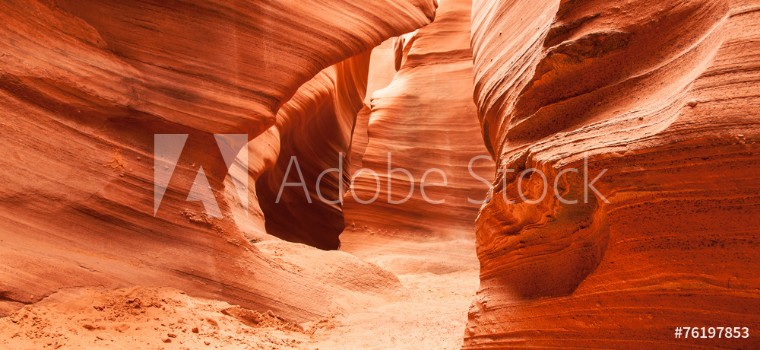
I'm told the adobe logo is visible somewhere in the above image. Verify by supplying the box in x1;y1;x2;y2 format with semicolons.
153;134;248;218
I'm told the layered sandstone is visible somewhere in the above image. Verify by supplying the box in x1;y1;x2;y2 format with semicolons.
253;39;402;249
2;0;759;348
344;0;495;239
0;0;437;320
254;53;371;249
349;39;399;174
465;0;760;348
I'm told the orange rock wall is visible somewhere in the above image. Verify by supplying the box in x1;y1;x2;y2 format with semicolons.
256;53;371;249
344;0;495;239
465;0;760;348
0;0;436;319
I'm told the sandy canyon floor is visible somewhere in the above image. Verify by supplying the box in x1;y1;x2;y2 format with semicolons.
0;231;479;350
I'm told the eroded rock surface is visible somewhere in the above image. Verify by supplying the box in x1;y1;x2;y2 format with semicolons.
344;0;495;239
465;0;760;348
0;0;436;320
2;0;759;348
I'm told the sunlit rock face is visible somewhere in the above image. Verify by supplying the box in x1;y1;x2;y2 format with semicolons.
349;39;399;176
0;0;436;319
465;0;760;347
344;0;495;240
3;0;758;346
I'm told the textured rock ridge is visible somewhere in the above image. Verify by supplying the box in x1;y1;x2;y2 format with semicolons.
465;0;760;348
50;0;437;136
0;0;436;320
345;0;495;239
2;0;759;347
349;40;399;175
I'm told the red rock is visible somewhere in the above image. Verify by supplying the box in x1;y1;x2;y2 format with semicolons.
255;53;372;249
0;0;437;322
2;0;758;348
465;0;760;347
344;0;494;239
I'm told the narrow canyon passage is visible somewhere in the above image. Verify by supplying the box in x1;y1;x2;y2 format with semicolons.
0;0;490;347
2;0;758;348
305;0;493;347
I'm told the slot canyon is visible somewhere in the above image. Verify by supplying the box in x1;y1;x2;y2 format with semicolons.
0;0;758;349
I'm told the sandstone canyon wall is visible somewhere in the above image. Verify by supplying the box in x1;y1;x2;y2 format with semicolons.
2;0;759;348
0;0;438;320
349;39;399;176
465;0;760;348
254;53;371;250
344;0;495;239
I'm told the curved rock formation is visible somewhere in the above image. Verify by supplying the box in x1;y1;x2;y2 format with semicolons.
49;0;437;136
255;53;371;250
349;39;399;174
254;37;407;249
344;0;495;239
466;0;760;348
3;0;759;347
0;0;437;320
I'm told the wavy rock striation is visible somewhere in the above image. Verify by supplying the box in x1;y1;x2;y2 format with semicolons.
465;0;760;348
349;40;399;175
344;0;494;239
0;0;436;320
255;53;371;250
